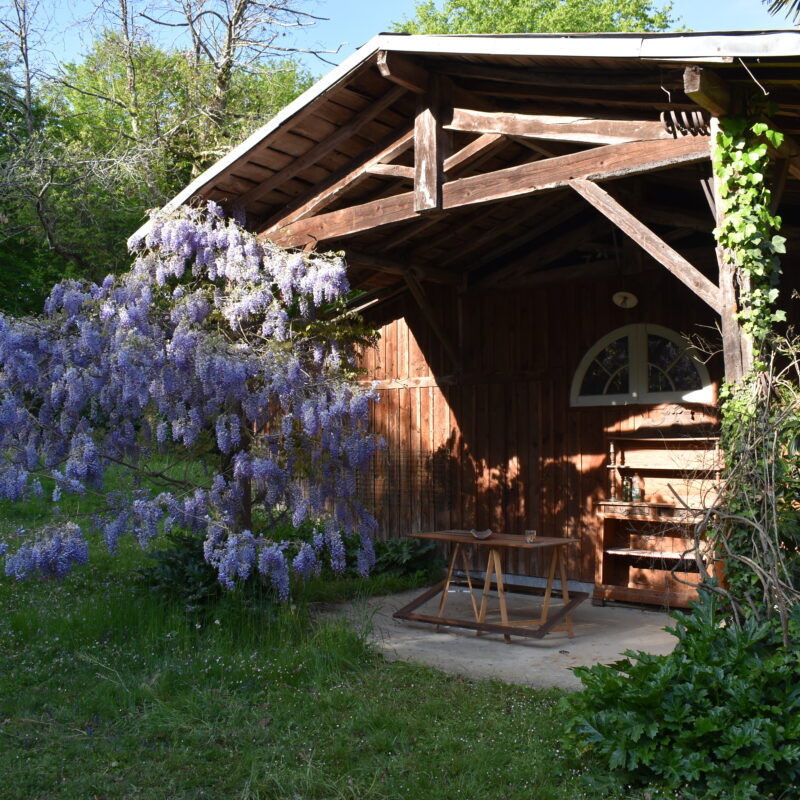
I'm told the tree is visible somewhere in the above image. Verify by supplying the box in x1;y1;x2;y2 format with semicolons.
0;0;315;304
764;0;800;21
0;204;381;596
392;0;676;34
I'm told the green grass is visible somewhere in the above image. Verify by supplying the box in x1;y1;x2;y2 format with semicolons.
0;493;653;800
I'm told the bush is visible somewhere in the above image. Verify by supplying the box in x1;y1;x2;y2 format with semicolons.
564;593;800;800
139;530;222;606
373;536;444;580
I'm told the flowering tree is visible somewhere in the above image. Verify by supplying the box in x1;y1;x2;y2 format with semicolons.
0;203;381;598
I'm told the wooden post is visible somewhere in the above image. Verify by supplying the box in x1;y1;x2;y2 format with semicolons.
710;117;752;382
414;75;446;212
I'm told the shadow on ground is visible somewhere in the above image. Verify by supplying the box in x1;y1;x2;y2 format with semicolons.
328;586;678;691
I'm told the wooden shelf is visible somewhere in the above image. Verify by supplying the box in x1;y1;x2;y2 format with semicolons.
597;427;719;609
596;502;705;523
608;435;718;443
605;547;703;560
606;464;714;472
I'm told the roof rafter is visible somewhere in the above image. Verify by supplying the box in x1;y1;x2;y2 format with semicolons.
444;107;674;146
258;124;415;232
344;247;460;285
237;84;408;207
433;60;682;92
475;215;607;288
443;132;505;172
263;135;711;248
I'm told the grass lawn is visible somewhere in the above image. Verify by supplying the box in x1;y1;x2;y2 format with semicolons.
0;493;645;800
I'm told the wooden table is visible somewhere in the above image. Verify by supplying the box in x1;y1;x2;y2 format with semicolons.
393;531;587;641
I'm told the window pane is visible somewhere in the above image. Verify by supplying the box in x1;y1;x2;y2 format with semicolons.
580;336;629;396
606;365;629;394
669;355;703;391
648;334;679;372
648;364;673;392
647;334;702;392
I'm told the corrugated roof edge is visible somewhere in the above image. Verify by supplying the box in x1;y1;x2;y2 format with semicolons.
133;29;800;240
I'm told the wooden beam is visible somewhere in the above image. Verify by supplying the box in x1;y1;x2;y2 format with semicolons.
434;61;678;92
377;51;428;94
443;133;504;173
770;158;790;215
259;125;414;234
344;248;460;285
443;134;709;209
709;116;749;381
365;163;415;179
684;66;800;180
513;256;659;288
510;136;558;158
344;282;405;312
404;272;461;370
568;178;722;314
239;84;407;207
476;216;606;288
265;136;711;247
466;198;587;276
414;76;446;212
461;81;698;110
683;65;732;118
445;107;672;146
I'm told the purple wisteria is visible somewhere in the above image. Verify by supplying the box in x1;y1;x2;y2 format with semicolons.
0;203;380;594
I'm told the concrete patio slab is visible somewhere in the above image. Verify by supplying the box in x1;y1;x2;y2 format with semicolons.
331;585;679;691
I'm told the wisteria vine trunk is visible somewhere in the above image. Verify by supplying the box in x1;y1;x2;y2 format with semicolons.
0;203;382;597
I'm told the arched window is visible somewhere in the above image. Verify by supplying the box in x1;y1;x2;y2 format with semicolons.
570;324;713;407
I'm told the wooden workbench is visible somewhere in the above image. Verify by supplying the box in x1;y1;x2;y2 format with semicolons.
393;530;587;641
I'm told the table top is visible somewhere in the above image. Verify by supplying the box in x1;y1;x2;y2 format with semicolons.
410;530;580;550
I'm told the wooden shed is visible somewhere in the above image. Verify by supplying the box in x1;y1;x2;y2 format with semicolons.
156;30;800;607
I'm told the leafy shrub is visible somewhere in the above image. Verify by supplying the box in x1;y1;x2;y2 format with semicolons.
141;529;445;608
564;593;800;800
139;530;222;606
373;536;444;580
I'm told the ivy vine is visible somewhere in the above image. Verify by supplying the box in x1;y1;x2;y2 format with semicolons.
712;117;787;350
709;117;800;644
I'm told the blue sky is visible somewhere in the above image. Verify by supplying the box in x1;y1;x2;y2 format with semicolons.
44;0;795;76
296;0;789;71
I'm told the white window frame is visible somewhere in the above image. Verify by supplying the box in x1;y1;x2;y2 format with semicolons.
570;324;713;407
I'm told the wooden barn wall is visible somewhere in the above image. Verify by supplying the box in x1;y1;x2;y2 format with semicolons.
356;268;724;585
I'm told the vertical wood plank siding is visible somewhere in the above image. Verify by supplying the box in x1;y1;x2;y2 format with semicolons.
357;270;721;584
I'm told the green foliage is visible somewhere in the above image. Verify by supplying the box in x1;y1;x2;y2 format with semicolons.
393;0;676;34
0;516;620;800
138;530;222;606
373;535;445;579
712;117;786;348
765;0;800;22
713;338;800;631
140;527;445;609
565;592;800;800
0;29;313;305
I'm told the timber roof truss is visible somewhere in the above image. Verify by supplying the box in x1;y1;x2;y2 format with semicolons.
148;33;800;313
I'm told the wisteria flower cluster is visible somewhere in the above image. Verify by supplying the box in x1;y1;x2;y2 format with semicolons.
0;203;381;594
4;523;89;580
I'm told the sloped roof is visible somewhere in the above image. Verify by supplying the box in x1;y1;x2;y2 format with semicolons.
143;31;800;293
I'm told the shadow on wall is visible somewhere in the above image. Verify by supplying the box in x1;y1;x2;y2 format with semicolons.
356;430;596;579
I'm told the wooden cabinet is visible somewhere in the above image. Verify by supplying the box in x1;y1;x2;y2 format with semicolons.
594;431;720;608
